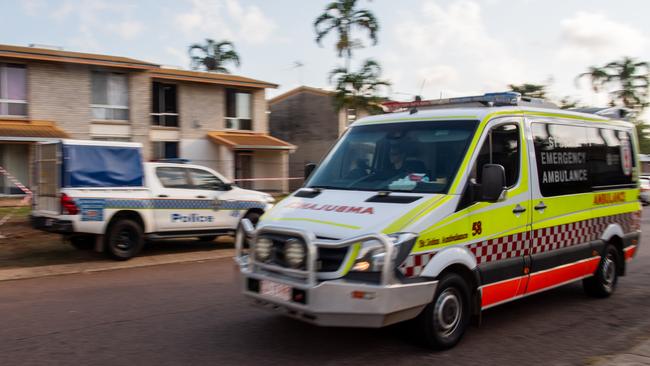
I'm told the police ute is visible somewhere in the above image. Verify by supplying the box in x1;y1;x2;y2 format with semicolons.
236;92;641;349
31;140;274;260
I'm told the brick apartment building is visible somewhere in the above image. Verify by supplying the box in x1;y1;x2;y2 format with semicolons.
0;44;294;195
268;86;369;191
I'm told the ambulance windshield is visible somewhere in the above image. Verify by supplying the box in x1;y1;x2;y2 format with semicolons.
307;120;478;193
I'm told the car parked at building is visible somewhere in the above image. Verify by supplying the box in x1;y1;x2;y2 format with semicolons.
31;139;274;260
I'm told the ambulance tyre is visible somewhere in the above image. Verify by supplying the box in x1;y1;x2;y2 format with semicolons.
415;273;471;349
105;219;144;261
583;244;619;298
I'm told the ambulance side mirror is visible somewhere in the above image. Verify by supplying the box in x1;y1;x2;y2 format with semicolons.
304;163;317;180
481;164;506;202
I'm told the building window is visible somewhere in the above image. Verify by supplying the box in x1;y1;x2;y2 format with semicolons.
91;71;129;120
225;88;252;130
0;63;27;116
152;141;179;160
152;81;178;127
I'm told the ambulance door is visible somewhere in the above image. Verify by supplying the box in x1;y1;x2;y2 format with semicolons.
465;117;532;308
527;119;594;294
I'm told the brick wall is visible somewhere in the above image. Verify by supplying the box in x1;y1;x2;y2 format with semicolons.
28;61;92;139
130;71;151;159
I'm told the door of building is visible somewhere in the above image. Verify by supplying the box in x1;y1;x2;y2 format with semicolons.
235;151;253;189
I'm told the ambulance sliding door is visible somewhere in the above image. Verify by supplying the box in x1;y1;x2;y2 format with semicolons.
527;120;595;294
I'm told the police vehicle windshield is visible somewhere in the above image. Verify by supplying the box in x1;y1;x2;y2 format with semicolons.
307;120;478;193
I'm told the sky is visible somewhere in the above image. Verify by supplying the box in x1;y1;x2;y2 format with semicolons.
1;0;650;112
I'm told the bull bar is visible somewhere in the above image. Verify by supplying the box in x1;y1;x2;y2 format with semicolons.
234;219;437;328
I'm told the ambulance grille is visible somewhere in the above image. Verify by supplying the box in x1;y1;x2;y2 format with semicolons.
317;247;349;272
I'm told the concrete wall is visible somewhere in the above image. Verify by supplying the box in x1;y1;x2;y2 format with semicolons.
269;92;341;191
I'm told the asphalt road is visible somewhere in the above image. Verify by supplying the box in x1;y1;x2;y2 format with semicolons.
2;210;650;366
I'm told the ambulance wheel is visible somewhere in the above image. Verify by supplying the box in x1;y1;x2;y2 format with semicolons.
106;219;144;261
415;273;470;349
69;235;95;250
583;244;619;298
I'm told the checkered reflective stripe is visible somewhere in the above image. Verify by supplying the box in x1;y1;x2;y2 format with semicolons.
469;231;530;265
531;212;641;254
399;252;436;277
215;200;266;210
104;199;152;209
152;199;213;209
398;210;641;277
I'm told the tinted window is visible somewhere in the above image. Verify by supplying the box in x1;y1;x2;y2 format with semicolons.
156;167;190;188
307;120;478;193
189;169;225;190
473;123;520;187
532;123;590;196
587;128;635;187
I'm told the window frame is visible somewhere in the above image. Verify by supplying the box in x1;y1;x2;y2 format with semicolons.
90;70;129;121
151;81;179;127
225;88;252;130
151;141;180;160
155;167;192;189
0;63;28;117
187;168;227;191
471;120;522;189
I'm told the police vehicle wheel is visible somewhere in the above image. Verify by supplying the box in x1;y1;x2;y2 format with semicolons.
106;219;144;261
69;235;95;250
415;273;470;349
583;244;619;298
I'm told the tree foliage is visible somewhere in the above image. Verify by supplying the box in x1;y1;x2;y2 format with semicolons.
508;83;547;99
314;0;379;68
329;59;390;114
189;39;241;74
577;57;650;112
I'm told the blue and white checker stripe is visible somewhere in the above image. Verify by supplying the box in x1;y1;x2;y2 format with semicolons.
214;200;266;210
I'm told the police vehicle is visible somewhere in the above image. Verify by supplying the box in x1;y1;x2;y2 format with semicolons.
31;140;274;260
236;92;641;349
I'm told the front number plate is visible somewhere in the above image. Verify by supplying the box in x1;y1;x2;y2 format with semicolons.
260;280;291;302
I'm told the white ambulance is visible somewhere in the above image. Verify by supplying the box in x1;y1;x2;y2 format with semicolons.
31;140;274;260
236;92;641;349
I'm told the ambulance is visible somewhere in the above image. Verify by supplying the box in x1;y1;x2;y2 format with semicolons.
235;92;641;349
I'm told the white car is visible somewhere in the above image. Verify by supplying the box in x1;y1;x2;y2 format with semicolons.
640;178;650;205
31;140;274;260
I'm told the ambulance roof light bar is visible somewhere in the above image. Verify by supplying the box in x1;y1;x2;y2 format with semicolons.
381;92;558;113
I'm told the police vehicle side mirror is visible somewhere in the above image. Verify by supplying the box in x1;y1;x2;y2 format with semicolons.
219;182;233;191
304;163;317;180
481;164;506;202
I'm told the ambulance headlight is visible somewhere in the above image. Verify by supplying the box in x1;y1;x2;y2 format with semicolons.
284;238;306;269
254;237;274;262
351;233;418;272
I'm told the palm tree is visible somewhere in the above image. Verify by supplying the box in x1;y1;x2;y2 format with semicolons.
329;59;390;116
508;83;547;99
577;57;650;111
314;0;379;70
188;39;241;74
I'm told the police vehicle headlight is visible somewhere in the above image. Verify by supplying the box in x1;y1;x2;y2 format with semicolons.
254;237;274;262
262;194;275;203
351;233;417;272
284;239;306;269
